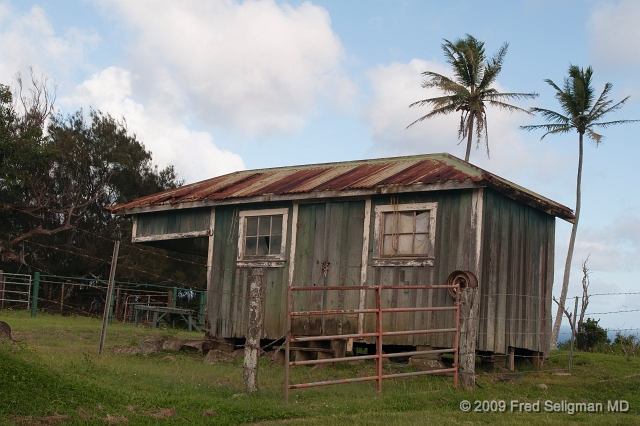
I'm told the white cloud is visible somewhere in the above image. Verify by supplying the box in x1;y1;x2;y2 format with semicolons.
0;3;98;85
363;58;566;190
589;0;640;69
573;214;640;272
62;67;245;183
99;0;354;138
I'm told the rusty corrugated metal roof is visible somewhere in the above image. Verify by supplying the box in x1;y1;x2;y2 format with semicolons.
109;153;574;221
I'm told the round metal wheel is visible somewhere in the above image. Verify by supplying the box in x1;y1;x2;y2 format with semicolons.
447;270;478;298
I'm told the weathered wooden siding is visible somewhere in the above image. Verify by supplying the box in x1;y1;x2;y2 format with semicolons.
478;189;554;356
359;190;479;347
206;202;292;340
136;208;210;237
203;188;554;357
290;201;364;336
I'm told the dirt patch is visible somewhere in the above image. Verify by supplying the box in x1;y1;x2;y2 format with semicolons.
204;349;237;364
112;336;209;356
202;409;218;417
10;414;70;425
104;414;129;424
76;407;92;420
142;408;176;419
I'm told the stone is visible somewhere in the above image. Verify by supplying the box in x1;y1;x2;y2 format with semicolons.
204;349;235;364
162;337;184;351
0;321;13;342
537;383;548;390
181;340;205;353
112;346;141;355
408;356;447;371
139;337;163;354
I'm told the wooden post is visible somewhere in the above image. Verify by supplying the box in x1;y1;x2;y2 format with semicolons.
31;272;40;317
243;268;264;393
115;287;121;321
459;281;480;390
99;241;120;354
60;283;65;315
568;296;579;372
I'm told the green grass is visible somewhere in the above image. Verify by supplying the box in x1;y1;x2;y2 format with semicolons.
1;310;639;425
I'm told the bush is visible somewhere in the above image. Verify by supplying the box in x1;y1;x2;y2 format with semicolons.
611;332;639;360
577;318;610;352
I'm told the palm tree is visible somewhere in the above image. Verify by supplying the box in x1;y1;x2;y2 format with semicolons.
521;65;639;350
407;34;537;162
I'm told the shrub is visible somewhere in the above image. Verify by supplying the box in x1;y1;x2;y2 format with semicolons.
577;318;610;351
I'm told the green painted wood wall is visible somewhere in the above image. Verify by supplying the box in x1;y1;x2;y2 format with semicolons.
201;188;555;355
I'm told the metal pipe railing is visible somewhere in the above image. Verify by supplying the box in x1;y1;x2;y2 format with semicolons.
284;284;460;402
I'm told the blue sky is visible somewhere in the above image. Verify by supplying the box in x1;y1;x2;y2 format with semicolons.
2;0;639;334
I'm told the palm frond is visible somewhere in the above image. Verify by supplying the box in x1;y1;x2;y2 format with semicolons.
408;95;459;109
478;42;507;89
485;100;533;115
529;107;570;125
587;82;613;117
586;128;602;145
589;96;630;122
520;123;574;139
590;118;640;129
483;92;538;101
406;103;459;128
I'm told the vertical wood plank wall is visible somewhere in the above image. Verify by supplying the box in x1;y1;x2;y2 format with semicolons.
478;189;555;356
203;188;555;356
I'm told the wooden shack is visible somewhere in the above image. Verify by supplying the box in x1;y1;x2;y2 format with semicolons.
110;153;574;359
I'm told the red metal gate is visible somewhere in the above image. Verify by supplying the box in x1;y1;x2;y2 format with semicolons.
284;284;460;402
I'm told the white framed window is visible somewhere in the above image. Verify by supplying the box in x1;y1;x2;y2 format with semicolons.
237;208;289;267
373;202;437;266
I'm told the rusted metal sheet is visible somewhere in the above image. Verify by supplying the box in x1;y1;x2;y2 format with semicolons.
109;153;574;222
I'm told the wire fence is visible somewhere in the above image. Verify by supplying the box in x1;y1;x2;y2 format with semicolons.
1;222;638;366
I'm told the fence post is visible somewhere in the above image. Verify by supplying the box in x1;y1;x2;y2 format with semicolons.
569;296;579;372
198;291;206;325
60;283;65;315
458;276;479;391
243;268;264;393
0;270;4;311
172;287;178;308
99;241;120;354
31;272;40;317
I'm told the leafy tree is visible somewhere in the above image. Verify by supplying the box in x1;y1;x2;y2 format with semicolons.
1;76;206;289
407;34;537;162
521;65;639;349
576;318;609;352
0;77;58;264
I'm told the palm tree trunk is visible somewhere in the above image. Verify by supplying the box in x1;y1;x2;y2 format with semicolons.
465;114;474;162
550;132;583;349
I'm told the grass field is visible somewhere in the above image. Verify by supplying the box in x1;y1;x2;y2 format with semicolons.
1;310;638;425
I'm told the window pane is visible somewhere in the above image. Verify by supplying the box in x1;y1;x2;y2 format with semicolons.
259;216;271;236
414;233;429;255
397;234;413;255
397;212;414;234
257;236;269;255
382;235;395;255
383;213;394;235
270;235;282;254
415;211;429;233
246;217;258;236
245;237;257;256
271;215;283;236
